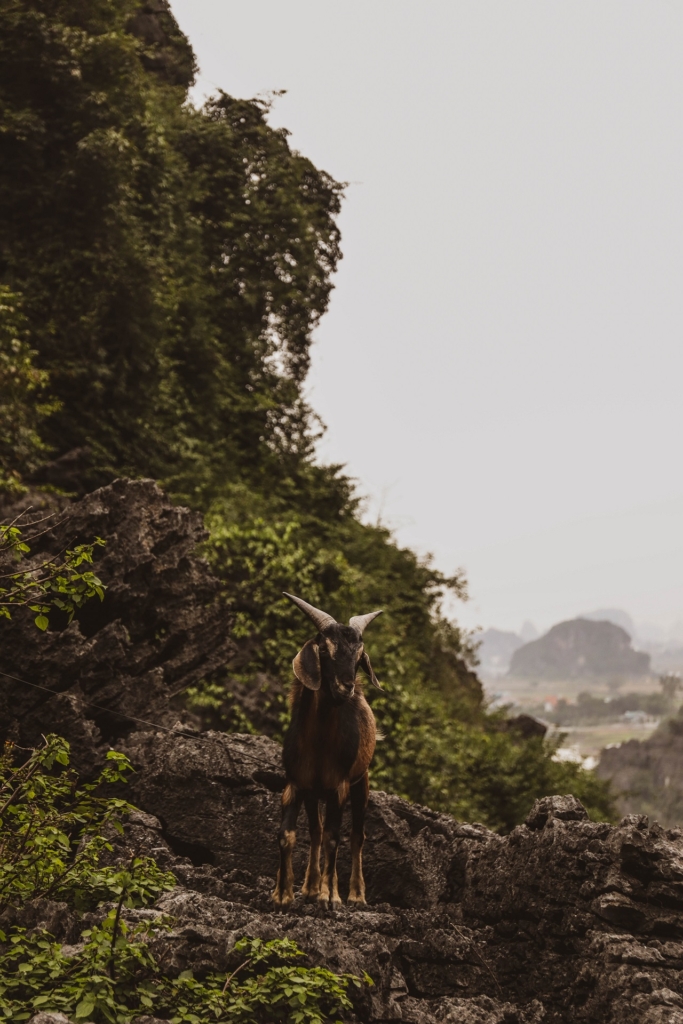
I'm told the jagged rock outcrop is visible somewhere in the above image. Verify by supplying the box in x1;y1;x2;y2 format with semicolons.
510;618;650;681
0;478;233;771
598;713;683;827
116;732;683;1022
18;730;683;1023
126;0;197;89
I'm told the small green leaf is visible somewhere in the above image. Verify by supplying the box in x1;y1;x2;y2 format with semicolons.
75;998;95;1019
34;614;49;631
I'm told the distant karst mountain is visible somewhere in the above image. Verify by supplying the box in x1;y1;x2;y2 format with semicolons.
509;618;651;681
581;608;636;637
478;628;525;677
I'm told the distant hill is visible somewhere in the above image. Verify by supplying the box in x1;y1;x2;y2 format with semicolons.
478;628;524;677
509;618;651;681
639;642;683;676
581;608;636;638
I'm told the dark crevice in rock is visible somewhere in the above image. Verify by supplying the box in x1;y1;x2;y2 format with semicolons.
162;833;216;867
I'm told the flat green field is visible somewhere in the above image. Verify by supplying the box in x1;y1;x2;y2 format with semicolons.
483;675;664;765
549;720;659;764
485;674;662;708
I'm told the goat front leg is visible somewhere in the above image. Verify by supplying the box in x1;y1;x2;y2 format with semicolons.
348;772;369;904
272;783;303;906
319;791;344;907
301;793;322;899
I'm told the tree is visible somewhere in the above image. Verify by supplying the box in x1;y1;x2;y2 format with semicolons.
0;0;342;499
660;673;682;704
0;286;57;493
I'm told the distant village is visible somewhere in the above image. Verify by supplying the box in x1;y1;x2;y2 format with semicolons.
478;610;683;824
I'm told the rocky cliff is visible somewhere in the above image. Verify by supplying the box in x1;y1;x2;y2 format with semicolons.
3;482;683;1024
17;729;683;1024
0;479;233;773
598;713;683;828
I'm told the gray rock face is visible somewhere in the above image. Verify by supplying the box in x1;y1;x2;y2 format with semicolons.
0;478;233;772
598;715;683;827
28;1014;74;1024
110;729;683;1023
510;618;650;681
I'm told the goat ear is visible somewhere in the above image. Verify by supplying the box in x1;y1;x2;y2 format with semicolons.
293;639;321;691
359;650;382;690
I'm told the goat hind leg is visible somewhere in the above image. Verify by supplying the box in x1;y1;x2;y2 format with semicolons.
272;783;302;906
301;793;322;899
348;772;369;904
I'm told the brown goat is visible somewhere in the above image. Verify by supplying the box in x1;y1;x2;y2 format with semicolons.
272;592;383;907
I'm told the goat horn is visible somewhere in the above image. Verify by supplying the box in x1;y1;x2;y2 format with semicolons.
349;610;383;635
283;592;336;632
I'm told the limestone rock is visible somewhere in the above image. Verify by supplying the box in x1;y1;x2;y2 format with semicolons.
0;478;233;771
111;729;683;1022
28;1014;75;1024
598;715;683;826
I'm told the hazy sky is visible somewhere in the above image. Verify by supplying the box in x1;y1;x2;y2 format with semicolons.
172;1;683;638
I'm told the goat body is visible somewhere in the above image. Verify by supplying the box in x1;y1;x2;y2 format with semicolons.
284;682;376;798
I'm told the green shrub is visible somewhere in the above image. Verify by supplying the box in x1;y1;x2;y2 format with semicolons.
0;286;59;495
0;735;172;913
0;521;106;631
0;928;365;1024
0;735;366;1023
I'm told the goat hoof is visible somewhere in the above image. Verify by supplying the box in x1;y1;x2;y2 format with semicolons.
301;876;321;899
272;890;294;907
347;894;366;905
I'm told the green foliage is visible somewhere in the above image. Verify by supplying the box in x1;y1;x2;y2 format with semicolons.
187;490;477;738
0;736;365;1022
0;912;163;1022
0;519;105;629
369;688;615;831
0;928;363;1024
544;690;670;727
0;286;58;494
160;936;365;1024
204;493;472;683
0;735;172;911
0;0;342;497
